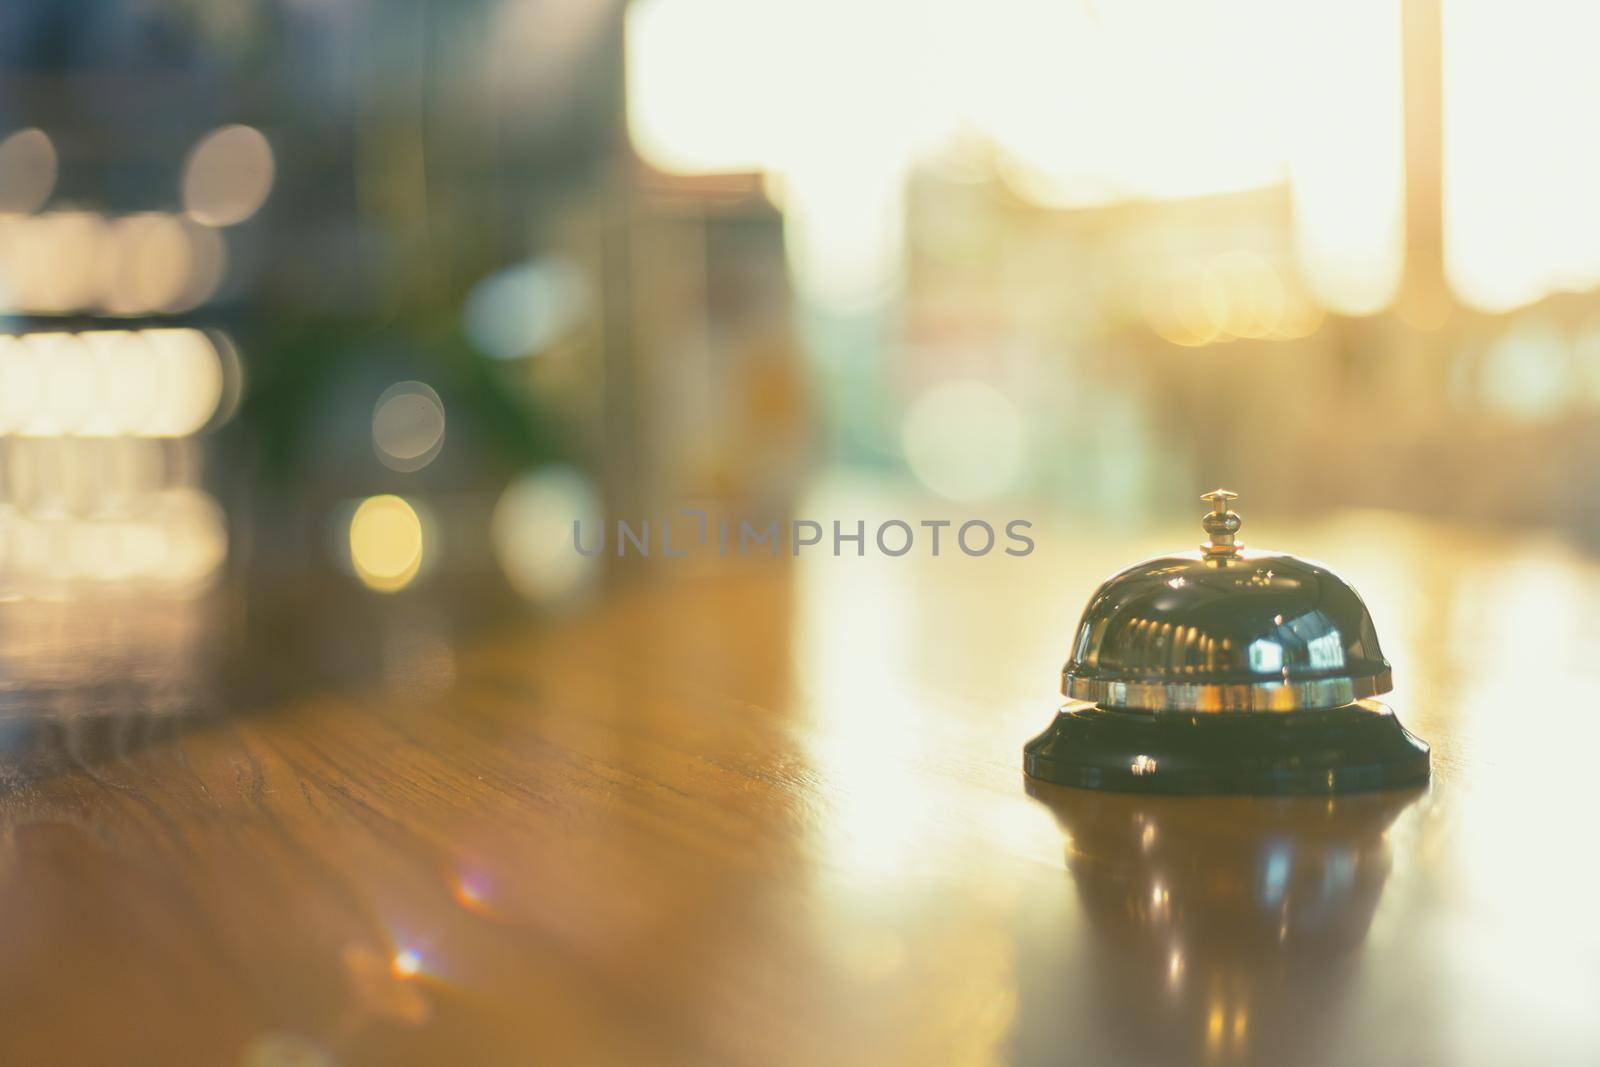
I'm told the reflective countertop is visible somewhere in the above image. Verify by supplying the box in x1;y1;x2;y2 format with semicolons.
0;507;1596;1065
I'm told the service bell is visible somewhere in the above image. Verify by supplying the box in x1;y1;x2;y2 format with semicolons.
1024;490;1430;794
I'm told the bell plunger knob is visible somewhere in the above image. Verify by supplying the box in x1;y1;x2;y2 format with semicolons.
1200;489;1243;560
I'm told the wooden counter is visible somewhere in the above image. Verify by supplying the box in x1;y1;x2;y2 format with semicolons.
1;512;1596;1065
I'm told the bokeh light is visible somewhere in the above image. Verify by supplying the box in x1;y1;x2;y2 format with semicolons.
626;0;1406;312
1142;253;1323;347
172;220;227;311
1285;0;1405;316
182;124;275;227
100;212;193;314
30;331;95;436
0;211;105;312
900;380;1024;502
153;486;230;591
0;128;57;214
0;481;227;597
0;211;224;315
0;334;39;434
144;328;225;437
0;329;227;438
349;494;425;593
82;331;158;437
372;381;446;472
1479;319;1574;423
1443;3;1600;312
490;466;600;602
462;258;589;360
204;329;247;432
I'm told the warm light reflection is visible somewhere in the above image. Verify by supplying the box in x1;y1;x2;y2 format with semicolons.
451;875;491;913
241;1033;337;1067
1206;1000;1226;1054
340;944;432;1026
182;124;276;227
791;491;931;887
349;494;425;593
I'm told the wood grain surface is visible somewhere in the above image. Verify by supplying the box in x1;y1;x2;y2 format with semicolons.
1;513;1597;1066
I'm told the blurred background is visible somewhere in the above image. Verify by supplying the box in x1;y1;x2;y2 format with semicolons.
3;0;1599;713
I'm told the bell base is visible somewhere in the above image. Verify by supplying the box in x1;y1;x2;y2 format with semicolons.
1023;700;1430;795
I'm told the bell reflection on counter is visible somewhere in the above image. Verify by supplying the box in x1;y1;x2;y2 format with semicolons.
1017;781;1424;1065
1025;490;1430;794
